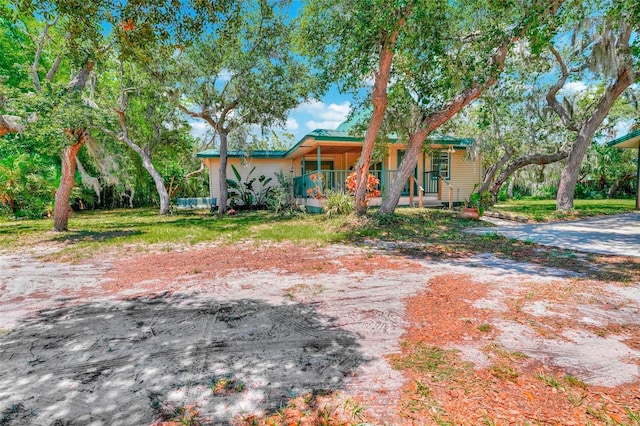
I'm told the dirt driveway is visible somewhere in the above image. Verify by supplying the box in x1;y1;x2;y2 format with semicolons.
1;242;639;425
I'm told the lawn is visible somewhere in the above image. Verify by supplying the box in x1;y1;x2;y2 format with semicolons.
1;207;638;281
3;207;640;425
490;198;636;222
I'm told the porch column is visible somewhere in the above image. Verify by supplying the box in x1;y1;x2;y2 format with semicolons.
302;156;306;175
316;145;321;172
381;159;386;196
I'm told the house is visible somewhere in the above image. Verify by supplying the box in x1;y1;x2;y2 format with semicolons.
196;125;482;212
608;127;640;209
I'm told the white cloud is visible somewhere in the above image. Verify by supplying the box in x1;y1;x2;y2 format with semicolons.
298;100;351;122
560;81;588;95
218;69;233;81
613;120;633;138
189;120;211;140
305;120;344;130
286;118;299;130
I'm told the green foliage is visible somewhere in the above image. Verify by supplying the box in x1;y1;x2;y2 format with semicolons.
491;198;636;221
466;191;492;216
0;152;55;218
391;343;472;382
323;190;354;217
226;164;272;209
266;169;299;215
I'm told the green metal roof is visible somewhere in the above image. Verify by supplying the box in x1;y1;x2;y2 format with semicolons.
607;128;640;149
197;149;288;159
427;133;474;147
197;127;474;159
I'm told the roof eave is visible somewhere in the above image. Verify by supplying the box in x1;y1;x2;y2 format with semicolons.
608;129;640;148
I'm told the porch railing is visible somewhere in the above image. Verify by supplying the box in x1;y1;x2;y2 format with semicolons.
423;171;439;194
293;169;445;199
294;170;388;198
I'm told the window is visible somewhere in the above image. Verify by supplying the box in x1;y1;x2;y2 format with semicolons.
431;151;450;179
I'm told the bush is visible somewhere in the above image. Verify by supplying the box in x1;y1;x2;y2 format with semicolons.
266;170;301;216
323;190;353;217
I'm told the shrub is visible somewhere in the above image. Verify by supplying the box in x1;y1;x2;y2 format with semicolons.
345;172;381;201
226;164;272;209
266;170;304;216
323;190;353;217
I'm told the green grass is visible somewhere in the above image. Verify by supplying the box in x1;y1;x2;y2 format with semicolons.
0;208;348;259
491;198;636;222
1;206;639;283
0;207;489;259
391;343;473;382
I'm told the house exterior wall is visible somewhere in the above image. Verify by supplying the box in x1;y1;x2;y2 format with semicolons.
203;157;291;203
201;146;482;207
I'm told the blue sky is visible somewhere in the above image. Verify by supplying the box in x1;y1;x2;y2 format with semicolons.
189;86;355;145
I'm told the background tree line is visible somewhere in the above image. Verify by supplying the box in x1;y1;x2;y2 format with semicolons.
0;0;638;229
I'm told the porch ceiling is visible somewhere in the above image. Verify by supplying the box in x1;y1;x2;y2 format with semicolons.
288;140;364;159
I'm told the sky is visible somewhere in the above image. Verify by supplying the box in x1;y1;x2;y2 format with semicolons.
189;85;355;145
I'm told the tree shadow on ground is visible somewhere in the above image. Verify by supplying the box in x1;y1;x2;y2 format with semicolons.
0;294;365;425
49;229;143;243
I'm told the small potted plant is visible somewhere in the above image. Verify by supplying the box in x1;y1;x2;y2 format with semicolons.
462;192;487;220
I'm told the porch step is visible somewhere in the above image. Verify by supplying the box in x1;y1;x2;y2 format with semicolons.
418;199;445;208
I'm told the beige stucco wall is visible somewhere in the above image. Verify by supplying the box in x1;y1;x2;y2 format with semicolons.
387;147;482;204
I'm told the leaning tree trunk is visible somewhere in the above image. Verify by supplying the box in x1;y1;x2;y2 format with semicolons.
476;144;516;195
608;172;635;198
552;50;632;211
53;131;87;231
114;110;170;214
125;140;169;214
556;132;592;211
354;40;398;215
378;36;514;215
490;150;569;202
379;130;428;213
217;129;229;215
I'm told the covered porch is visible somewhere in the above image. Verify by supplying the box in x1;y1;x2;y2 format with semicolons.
292;168;451;208
608;128;640;209
287;130;470;211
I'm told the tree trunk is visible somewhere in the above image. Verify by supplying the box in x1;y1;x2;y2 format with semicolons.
477;144;516;194
556;132;591;211
377;36;514;215
379;130;428;213
354;28;403;215
554;63;632;212
218;129;229;215
124;138;169;214
507;175;515;199
53;131;87;232
113;109;170;214
490;150;569;201
607;172;635;198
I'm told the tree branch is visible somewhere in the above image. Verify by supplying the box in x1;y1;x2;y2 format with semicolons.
31;15;59;92
68;62;94;91
490;149;570;196
184;163;205;179
0;115;24;137
177;103;220;130
545;46;579;132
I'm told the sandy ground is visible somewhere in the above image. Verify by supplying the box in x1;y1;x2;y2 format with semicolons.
0;242;639;425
